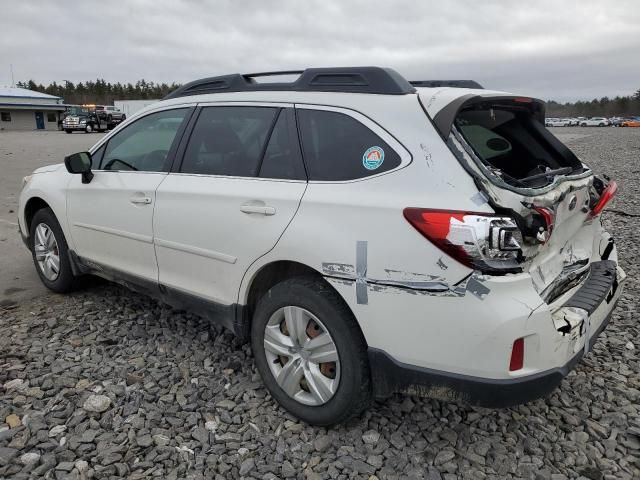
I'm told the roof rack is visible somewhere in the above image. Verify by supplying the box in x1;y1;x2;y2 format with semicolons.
410;80;484;89
163;67;417;99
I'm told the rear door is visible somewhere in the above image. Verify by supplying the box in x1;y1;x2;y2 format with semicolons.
153;104;307;305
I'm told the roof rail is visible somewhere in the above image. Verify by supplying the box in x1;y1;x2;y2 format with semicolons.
163;67;417;99
410;80;484;89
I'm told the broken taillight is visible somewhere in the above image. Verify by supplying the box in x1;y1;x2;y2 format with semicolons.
509;338;525;371
403;208;523;273
532;206;555;243
591;180;617;216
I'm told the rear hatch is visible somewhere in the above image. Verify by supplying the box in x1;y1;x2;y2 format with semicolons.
419;89;617;300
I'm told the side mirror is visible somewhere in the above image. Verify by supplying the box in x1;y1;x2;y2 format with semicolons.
64;152;94;184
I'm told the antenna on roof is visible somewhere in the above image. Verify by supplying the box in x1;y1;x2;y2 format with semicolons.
10;64;15;87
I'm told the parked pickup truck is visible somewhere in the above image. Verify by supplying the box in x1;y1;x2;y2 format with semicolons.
62;105;126;133
95;105;126;125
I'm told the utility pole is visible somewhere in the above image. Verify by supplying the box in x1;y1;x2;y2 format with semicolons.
10;64;15;87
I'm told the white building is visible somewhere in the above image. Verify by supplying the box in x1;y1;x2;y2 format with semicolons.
114;99;159;117
0;87;66;131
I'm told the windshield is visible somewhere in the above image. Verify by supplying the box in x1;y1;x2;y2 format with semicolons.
455;103;583;188
66;107;90;116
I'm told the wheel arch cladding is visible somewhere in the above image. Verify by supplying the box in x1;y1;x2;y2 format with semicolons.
24;197;52;236
242;260;364;343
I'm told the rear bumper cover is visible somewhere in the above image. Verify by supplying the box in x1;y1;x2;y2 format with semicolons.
369;261;624;407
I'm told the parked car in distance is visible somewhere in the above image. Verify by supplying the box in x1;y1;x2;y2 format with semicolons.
95;105;126;124
18;67;625;425
580;117;610;127
545;117;570;127
620;118;640;127
567;118;580;126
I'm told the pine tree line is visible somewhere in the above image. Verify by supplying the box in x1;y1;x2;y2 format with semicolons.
16;79;640;117
15;79;180;105
542;90;640;118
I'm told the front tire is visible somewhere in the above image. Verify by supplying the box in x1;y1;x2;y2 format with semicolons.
30;208;78;293
65;129;72;134
85;124;93;133
251;276;371;426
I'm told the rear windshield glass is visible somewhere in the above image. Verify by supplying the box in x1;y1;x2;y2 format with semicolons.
455;104;582;188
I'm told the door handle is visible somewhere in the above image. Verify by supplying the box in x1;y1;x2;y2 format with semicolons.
130;196;152;205
240;204;276;216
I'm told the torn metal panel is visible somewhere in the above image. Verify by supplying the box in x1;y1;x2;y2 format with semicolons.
383;268;444;282
321;262;355;276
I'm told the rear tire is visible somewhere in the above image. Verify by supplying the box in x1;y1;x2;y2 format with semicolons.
251;276;371;426
30;208;78;293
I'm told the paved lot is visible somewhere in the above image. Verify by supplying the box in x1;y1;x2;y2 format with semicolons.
0;127;639;479
0;131;105;307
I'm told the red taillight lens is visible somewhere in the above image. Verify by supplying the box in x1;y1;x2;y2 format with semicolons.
591;180;617;216
403;208;523;273
509;338;524;371
532;206;555;243
403;209;471;267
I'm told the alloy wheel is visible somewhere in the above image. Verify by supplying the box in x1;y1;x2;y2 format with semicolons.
263;306;340;406
34;223;60;281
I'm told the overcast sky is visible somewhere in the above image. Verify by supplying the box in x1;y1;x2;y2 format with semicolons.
1;0;639;102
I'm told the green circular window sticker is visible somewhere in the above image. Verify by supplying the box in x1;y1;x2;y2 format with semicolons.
362;146;385;170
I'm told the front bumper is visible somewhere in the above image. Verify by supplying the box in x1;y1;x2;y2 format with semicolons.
369;261;625;407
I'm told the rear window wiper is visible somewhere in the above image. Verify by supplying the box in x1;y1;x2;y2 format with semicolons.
519;167;573;185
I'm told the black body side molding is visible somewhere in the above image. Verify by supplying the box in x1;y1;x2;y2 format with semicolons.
68;251;249;339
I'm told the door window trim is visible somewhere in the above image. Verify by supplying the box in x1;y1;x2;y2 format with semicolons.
293;103;412;184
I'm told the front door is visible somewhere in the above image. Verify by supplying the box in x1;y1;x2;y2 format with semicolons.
154;105;307;306
35;112;44;129
66;107;191;283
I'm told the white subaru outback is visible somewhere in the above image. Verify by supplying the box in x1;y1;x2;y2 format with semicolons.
18;67;625;425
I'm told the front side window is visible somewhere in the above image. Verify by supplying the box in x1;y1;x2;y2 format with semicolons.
100;108;188;172
297;109;401;181
181;106;278;177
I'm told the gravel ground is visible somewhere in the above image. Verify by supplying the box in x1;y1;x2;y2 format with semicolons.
1;127;639;479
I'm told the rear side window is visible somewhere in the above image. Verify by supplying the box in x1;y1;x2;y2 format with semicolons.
181;107;277;177
297;109;401;181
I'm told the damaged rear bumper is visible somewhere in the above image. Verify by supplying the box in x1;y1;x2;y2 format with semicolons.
369;262;625;407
